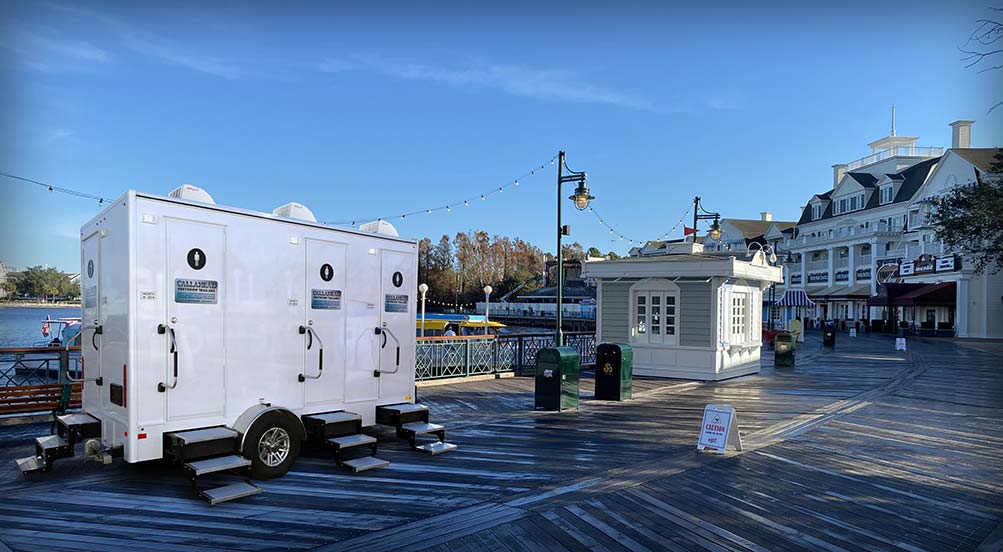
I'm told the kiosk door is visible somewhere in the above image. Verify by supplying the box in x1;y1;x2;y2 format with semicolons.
165;219;226;421
304;239;347;406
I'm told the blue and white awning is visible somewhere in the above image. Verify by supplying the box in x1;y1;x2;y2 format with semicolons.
775;289;816;308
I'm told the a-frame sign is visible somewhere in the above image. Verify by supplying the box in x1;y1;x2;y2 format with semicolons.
696;404;742;454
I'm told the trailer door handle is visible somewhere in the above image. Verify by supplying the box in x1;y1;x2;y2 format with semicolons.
158;326;178;392
298;326;324;382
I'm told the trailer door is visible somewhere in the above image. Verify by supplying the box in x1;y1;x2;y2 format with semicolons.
378;249;415;400
80;230;103;412
304;239;347;406
165;218;226;421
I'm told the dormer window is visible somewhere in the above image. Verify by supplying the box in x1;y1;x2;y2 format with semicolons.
812;204;822;220
879;184;894;204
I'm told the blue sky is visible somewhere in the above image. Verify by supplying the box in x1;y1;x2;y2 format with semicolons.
1;1;1001;273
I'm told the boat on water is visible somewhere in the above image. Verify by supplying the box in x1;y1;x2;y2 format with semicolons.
35;316;82;348
416;313;508;337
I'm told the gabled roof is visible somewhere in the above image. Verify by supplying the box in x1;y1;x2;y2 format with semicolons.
798;156;940;225
848;173;878;188
723;218;795;240
951;148;1002;173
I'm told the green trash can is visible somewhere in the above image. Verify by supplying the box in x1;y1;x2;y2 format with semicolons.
534;347;580;411
774;332;795;367
595;343;632;401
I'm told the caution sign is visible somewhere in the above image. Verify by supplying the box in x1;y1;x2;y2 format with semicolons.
384;294;408;313
311;289;342;310
175;279;218;304
697;404;742;454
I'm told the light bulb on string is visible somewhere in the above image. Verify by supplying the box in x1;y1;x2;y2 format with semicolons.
514;180;519;187
446;206;451;212
480;195;485;200
464;200;469;207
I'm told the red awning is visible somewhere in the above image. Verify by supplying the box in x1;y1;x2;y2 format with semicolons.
896;282;956;306
867;283;925;307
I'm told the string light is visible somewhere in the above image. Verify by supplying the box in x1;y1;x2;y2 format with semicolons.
325;154;558;225
1;171;113;206
586;202;693;248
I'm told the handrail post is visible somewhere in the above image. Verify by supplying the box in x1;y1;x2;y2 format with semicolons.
58;348;70;414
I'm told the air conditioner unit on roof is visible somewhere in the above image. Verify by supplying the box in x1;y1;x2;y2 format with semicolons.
273;202;317;222
359;220;399;237
168;184;215;204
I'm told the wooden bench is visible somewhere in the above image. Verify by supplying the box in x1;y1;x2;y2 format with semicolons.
0;383;82;415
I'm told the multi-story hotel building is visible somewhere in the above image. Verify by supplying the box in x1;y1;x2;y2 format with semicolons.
773;119;1002;338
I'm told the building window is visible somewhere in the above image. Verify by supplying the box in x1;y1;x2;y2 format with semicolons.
880;185;893;204
731;293;747;343
812;204;821;220
631;280;680;346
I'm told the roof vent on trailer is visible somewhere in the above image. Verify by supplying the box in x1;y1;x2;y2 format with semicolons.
272;202;317;222
168;184;216;204
359;220;399;237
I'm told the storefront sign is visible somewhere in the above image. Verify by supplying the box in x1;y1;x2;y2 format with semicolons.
856;268;871;280
834;270;848;282
697;404;742;454
899;261;915;276
790;274;802;285
913;254;936;275
936;255;958;272
807;272;828;284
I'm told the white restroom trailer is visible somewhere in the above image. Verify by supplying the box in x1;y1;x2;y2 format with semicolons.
17;186;453;503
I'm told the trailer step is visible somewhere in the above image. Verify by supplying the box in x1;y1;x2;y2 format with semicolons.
15;455;45;474
36;434;73;461
165;427;239;461
199;482;262;505
327;433;376;451
376;403;429;426
415;441;458;455
340;455;389;472
400;422;444;436
168;427;238;445
303;411;362;439
184;455;251;477
56;412;102;447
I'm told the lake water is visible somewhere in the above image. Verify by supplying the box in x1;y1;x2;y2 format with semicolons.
0;306;81;348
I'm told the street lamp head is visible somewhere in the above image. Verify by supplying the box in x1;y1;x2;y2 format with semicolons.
708;215;722;241
483;285;493;295
784;252;794;265
569;178;595;211
418;283;429;294
768;250;778;264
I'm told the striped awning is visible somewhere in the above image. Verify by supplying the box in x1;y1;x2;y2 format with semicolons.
775;289;816;308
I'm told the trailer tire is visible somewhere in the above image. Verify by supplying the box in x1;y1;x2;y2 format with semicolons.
243;411;301;479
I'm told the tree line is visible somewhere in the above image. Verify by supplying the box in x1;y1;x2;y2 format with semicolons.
2;266;80;302
418;231;620;307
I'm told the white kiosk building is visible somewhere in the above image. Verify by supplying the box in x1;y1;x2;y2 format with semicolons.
582;242;783;381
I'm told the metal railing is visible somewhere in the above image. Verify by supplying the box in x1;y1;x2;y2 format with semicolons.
846;146;943;171
416;331;596;380
0;347;82;387
1;347;83;415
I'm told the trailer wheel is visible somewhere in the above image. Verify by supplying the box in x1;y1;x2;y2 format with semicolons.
243;411;301;479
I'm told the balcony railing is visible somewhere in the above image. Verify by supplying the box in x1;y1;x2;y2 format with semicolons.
1;347;83;415
846;146;944;171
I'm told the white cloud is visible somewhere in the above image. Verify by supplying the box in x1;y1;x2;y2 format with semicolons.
0;26;111;72
123;33;244;80
37;128;75;146
320;54;654;110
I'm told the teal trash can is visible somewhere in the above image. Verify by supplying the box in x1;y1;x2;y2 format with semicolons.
594;343;632;401
774;332;795;367
534;347;580;411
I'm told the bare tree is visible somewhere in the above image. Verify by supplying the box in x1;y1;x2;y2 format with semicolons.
961;7;1003;113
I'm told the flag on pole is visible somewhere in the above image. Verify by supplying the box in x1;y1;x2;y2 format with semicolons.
683;226;697;236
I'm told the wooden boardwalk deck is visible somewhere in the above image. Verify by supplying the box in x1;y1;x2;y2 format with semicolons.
2;332;1001;551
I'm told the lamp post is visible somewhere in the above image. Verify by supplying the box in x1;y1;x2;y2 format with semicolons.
556;150;593;347
418;283;429;337
483;285;493;335
692;196;722;244
747;242;779;329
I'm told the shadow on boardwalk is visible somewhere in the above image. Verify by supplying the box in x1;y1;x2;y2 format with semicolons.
2;333;1001;551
